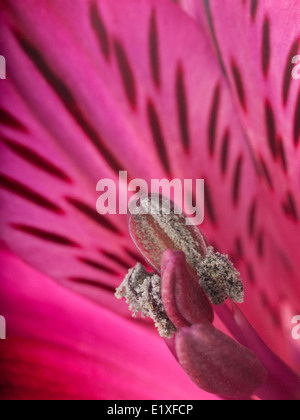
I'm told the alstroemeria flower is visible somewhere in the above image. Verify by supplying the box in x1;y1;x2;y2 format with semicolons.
0;0;299;400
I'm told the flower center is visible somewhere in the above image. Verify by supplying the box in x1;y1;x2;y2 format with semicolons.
116;195;244;337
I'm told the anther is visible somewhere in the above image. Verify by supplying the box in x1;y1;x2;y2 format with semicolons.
115;263;176;338
128;195;244;305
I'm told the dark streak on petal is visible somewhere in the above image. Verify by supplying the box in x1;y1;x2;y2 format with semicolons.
0;173;64;214
77;257;119;276
66;197;122;235
260;290;270;308
260;157;274;190
15;32;123;174
68;277;116;294
235;237;244;259
256;230;265;259
250;0;259;22
176;63;191;151
270;308;282;329
11;224;80;247
248;199;257;238
1;137;72;183
232;155;243;206
147;99;171;175
204;181;217;226
231;60;247;112
282;38;300;106
90;2;111;61
282;191;299;222
101;250;132;270
279;251;294;274
294;88;300;146
113;38;137;110
203;0;227;77
265;100;277;159
278;137;288;173
208;84;221;156
0;108;28;133
149;10;160;89
250;150;263;178
220;128;230;175
124;247;147;265
262;17;271;78
246;263;256;285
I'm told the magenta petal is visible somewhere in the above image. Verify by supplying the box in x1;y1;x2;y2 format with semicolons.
0;245;217;400
174;0;300;363
176;324;268;398
1;0;298;391
161;250;214;329
198;0;300;293
231;304;300;400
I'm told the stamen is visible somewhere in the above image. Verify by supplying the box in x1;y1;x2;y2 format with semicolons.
115;263;176;338
128;194;207;278
196;247;244;305
128;195;244;305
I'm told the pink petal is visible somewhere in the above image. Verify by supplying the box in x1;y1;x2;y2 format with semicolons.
0;82;136;316
0;245;219;400
206;1;300;272
177;0;300;299
214;303;300;399
0;0;251;321
176;0;300;364
231;304;300;400
0;0;298;371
